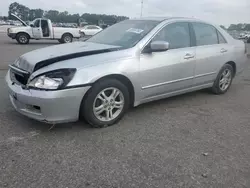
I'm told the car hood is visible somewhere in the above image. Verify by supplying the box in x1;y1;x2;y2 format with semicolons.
15;42;122;72
10;13;28;26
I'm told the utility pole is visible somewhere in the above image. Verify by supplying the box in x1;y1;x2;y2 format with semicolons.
140;0;143;18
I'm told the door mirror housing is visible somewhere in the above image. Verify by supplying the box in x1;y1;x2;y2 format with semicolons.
150;41;169;52
30;24;34;27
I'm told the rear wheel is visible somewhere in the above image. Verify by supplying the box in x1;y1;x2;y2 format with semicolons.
61;33;73;43
81;79;130;128
211;64;234;94
16;33;29;44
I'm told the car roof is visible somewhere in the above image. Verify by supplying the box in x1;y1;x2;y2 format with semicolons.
131;17;203;22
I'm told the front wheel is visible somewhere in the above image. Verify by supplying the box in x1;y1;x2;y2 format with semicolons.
61;34;73;43
211;64;234;94
81;79;130;128
16;33;29;44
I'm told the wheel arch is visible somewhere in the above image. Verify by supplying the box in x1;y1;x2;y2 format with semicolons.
61;32;73;38
95;74;135;107
82;74;135;108
16;32;31;39
225;61;236;77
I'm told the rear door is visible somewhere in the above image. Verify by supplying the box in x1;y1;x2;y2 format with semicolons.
32;19;42;38
191;22;230;86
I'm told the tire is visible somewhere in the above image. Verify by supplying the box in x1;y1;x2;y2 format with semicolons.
16;33;29;44
81;79;130;128
58;39;63;43
211;64;234;94
61;33;73;43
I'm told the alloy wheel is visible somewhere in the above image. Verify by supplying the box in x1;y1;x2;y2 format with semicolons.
93;87;125;122
219;69;232;91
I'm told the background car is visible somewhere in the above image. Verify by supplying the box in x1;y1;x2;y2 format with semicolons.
7;14;81;44
80;25;103;36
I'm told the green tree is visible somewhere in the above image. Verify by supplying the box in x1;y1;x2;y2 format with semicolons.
8;2;30;20
228;24;238;30
220;25;227;30
8;2;128;25
244;24;250;31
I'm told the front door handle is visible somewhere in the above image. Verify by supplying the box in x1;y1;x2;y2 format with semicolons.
220;48;228;53
184;53;195;59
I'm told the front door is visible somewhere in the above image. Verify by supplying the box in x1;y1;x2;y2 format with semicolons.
139;22;196;101
32;19;42;38
191;22;231;86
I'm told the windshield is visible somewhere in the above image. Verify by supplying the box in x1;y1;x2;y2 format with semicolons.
87;20;160;48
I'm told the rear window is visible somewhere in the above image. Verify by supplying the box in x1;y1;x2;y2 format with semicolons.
217;31;227;44
192;22;218;46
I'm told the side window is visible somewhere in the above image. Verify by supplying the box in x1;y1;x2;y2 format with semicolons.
152;22;191;49
192;23;218;46
217;31;227;44
33;19;40;28
88;26;97;29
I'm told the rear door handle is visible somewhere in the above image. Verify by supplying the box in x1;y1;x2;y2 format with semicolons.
184;53;195;59
220;48;228;53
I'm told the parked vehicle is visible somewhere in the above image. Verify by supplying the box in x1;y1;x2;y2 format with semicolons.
7;13;81;44
80;25;103;36
0;20;7;25
6;17;247;128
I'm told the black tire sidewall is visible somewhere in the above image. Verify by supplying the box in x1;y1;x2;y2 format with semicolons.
17;33;29;44
81;79;130;128
212;64;234;94
62;34;73;43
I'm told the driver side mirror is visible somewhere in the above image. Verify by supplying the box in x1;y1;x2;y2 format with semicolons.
30;24;34;27
150;41;169;52
143;41;170;53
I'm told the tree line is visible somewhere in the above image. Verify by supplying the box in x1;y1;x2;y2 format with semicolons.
220;24;250;31
227;24;250;31
8;2;128;25
6;2;250;30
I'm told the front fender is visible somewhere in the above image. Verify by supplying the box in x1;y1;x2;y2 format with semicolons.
68;59;138;86
67;59;141;105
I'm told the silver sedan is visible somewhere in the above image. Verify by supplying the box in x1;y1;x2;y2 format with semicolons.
6;17;248;128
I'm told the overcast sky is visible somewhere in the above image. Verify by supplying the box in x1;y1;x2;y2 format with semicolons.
0;0;249;25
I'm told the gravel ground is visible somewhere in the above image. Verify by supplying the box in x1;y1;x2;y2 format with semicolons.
0;32;250;188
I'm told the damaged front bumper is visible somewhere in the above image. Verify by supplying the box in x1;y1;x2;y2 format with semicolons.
5;70;90;124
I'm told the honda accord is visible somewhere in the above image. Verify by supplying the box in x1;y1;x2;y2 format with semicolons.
6;17;248;128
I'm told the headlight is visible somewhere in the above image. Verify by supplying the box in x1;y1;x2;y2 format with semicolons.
27;69;76;90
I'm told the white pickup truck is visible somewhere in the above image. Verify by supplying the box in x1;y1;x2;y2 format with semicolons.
7;14;81;44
